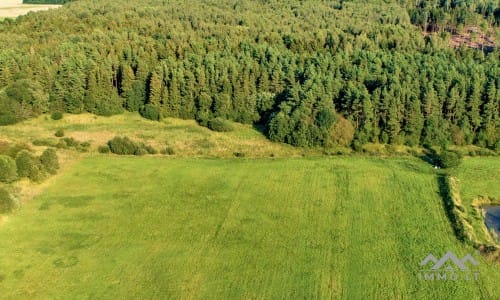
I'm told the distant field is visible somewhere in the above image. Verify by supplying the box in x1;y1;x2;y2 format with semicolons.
0;0;60;19
0;156;498;298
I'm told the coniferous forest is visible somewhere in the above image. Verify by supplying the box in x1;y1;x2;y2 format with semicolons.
1;0;499;149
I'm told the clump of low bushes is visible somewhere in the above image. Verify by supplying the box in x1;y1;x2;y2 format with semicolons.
40;148;60;174
160;146;175;155
207;118;234;132
51;111;63;120
98;145;111;153
0;187;18;214
16;150;45;182
0;155;17;183
54;129;65;137
54;137;91;152
437;150;463;169
106;136;157;156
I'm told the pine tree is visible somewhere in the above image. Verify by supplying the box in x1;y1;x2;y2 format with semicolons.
147;71;162;107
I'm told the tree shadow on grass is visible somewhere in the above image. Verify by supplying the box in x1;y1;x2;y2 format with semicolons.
436;174;465;242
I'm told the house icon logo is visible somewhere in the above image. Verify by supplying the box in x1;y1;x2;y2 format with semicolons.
418;251;480;281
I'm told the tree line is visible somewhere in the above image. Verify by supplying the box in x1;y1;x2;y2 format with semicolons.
0;0;498;149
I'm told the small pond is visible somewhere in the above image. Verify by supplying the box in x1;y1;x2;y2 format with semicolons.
484;206;500;240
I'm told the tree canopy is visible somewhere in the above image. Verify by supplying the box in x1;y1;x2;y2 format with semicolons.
1;0;498;149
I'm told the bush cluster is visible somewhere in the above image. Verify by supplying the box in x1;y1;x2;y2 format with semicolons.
40;148;60;175
98;145;110;153
32;138;59;147
0;188;18;214
139;104;161;121
207;118;234;132
54;129;65;137
107;136;156;156
54;137;91;152
160;146;175;155
0;155;17;183
51;111;63;120
16;150;45;182
437;151;463;169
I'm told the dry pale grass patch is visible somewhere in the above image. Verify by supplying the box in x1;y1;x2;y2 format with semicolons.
0;112;308;158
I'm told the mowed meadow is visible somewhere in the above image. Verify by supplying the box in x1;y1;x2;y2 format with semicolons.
0;156;498;299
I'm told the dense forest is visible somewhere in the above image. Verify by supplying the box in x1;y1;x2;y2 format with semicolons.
1;0;499;149
408;0;500;31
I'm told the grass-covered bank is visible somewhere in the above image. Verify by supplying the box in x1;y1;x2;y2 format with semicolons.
0;156;498;298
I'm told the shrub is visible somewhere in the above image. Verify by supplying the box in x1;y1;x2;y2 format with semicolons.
55;141;68;149
351;139;363;152
135;148;148;156
76;141;91;152
0;113;17;125
32;138;58;147
0;188;18;214
207;118;234;132
437;151;463;169
16;150;45;182
54;129;65;137
160;146;175;155
62;137;78;147
98;145;110;153
107;136;139;155
139;104;161;121
107;136;155;156
51;111;63;120
6;143;32;158
40;148;59;175
145;145;158;154
0;155;17;183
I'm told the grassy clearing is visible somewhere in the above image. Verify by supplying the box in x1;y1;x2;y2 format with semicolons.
0;156;498;298
0;112;315;158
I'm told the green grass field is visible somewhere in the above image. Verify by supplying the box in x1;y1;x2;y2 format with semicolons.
0;156;498;299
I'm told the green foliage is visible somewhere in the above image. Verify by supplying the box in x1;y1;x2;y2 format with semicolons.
97;145;110;154
15;150;45;182
40;148;59;175
0;0;498;149
144;145;158;155
207;118;234;132
54;129;65;137
107;136;154;156
61;137;78;147
0;155;17;183
0;187;17;214
32;138;58;147
139;104;161;121
0;113;16;126
438;150;463;168
160;146;175;155
3;143;31;159
0;80;49;124
107;136;138;155
50;112;63;120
